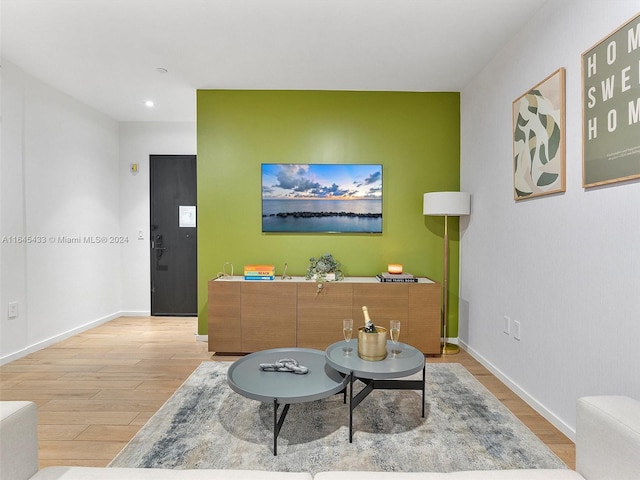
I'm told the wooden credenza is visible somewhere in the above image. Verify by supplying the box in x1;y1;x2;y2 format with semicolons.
207;276;441;355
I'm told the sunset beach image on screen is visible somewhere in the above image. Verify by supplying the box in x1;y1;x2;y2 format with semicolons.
261;164;382;233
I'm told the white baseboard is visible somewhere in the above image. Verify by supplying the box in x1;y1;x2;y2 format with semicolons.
119;310;151;317
0;312;120;366
458;339;576;441
194;334;208;343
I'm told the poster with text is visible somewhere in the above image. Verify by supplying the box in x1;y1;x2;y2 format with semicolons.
582;13;640;188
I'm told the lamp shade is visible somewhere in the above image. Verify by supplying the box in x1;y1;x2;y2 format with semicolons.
423;191;470;216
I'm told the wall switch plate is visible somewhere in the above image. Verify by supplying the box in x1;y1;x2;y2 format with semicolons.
138;229;144;240
513;320;521;341
503;315;511;335
8;302;18;319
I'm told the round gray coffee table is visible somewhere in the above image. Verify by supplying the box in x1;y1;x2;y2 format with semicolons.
227;347;348;455
326;340;426;442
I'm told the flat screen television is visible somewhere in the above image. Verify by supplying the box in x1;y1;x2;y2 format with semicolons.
261;163;382;233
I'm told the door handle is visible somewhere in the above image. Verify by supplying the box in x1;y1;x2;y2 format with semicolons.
153;234;166;250
151;241;166;250
153;234;166;260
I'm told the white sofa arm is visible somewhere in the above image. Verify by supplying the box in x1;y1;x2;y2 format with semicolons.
576;396;640;480
0;401;39;480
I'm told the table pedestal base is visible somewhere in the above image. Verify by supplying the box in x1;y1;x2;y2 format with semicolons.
272;387;347;455
348;365;425;442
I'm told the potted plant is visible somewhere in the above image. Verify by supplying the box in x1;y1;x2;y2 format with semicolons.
305;253;344;282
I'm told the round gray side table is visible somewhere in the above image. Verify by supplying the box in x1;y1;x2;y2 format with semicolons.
326;340;426;442
227;347;348;455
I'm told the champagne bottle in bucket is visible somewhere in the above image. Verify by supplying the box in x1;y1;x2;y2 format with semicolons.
362;306;378;333
358;306;387;360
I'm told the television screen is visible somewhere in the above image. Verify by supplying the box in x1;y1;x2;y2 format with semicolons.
261;163;382;233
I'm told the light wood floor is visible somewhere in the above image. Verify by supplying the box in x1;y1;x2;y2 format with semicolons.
0;316;575;469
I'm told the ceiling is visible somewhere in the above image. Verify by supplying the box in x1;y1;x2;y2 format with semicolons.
1;0;547;122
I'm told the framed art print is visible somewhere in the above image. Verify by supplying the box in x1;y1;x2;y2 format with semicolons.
513;68;566;200
582;13;640;188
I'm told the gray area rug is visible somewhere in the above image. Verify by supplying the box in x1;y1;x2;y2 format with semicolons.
109;361;566;474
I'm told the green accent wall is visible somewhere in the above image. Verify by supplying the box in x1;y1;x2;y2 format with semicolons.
196;90;461;337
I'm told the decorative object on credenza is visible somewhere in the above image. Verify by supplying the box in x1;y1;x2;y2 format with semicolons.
357;305;387;360
305;253;344;282
513;67;566;200
261;163;383;233
423;191;471;355
376;272;417;283
582;13;640;188
387;263;403;274
280;262;292;280
215;262;234;279
244;264;275;280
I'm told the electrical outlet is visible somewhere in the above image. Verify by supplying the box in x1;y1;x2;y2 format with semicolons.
513;320;521;341
8;302;18;319
503;315;511;335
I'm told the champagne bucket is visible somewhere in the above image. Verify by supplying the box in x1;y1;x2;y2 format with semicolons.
357;326;387;361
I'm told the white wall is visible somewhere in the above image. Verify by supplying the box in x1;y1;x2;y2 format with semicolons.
0;62;197;362
460;0;640;439
118;122;196;315
0;62;29;357
0;61;122;362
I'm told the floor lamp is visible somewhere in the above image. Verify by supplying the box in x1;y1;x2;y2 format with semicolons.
423;191;471;355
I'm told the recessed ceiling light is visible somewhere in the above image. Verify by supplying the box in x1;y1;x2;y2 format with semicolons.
145;100;155;108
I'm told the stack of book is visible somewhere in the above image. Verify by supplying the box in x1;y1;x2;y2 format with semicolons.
244;264;275;280
375;272;418;283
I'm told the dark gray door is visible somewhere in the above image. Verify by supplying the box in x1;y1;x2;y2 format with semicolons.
150;154;197;316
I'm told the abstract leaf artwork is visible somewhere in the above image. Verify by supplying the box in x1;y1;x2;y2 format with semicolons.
512;68;566;200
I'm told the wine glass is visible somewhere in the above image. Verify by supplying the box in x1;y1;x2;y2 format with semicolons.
390;320;401;357
343;319;353;356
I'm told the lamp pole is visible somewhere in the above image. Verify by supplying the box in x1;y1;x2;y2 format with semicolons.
441;213;458;354
423;191;470;356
